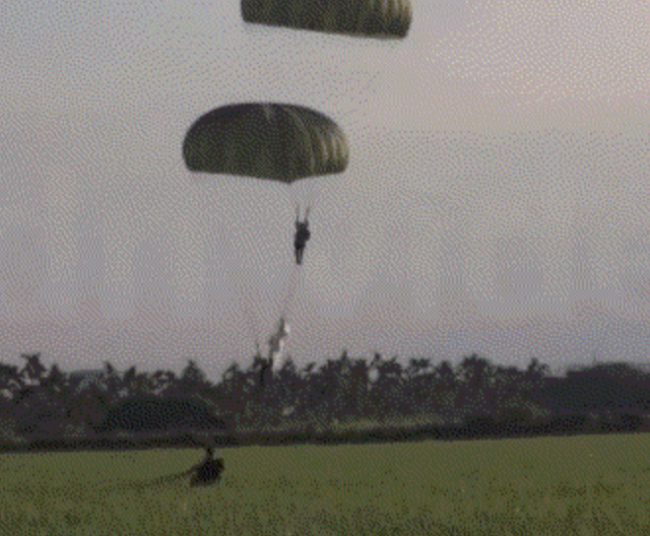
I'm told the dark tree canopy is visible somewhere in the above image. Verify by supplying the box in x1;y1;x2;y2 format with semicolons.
97;396;227;434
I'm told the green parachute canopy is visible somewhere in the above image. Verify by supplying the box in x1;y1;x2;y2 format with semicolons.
241;0;411;39
183;103;349;184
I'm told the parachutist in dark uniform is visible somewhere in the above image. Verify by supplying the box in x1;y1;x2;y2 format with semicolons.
189;445;224;487
294;206;311;265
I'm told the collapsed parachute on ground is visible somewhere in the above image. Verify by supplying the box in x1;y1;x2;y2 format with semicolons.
241;0;412;39
183;103;349;183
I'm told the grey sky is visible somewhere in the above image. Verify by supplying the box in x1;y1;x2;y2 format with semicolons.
2;1;650;381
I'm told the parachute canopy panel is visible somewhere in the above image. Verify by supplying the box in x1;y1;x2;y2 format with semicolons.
241;0;412;39
183;103;349;184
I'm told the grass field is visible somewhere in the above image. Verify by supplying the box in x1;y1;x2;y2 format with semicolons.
1;432;649;535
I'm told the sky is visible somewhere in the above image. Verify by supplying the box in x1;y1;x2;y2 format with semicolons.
2;1;650;382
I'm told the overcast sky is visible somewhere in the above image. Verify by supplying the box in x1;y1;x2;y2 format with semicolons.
2;1;650;381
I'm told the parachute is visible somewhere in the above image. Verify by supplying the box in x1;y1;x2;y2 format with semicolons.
241;0;412;39
239;0;412;120
183;103;349;373
183;103;349;183
183;0;412;386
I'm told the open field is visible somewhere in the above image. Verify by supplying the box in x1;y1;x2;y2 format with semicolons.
1;433;649;535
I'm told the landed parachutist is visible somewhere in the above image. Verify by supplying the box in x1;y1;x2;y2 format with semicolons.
189;445;224;488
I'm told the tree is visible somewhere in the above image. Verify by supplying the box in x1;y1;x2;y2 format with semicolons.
296;362;329;429
490;364;525;411
19;353;46;387
119;366;155;398
39;363;68;402
302;358;342;426
369;354;405;420
13;386;66;439
12;357;67;438
0;363;22;404
431;360;457;415
270;356;303;425
403;357;434;415
175;360;212;396
404;357;431;382
96;361;122;403
215;362;250;428
65;382;111;435
346;356;373;420
522;357;551;394
149;369;177;397
457;354;496;415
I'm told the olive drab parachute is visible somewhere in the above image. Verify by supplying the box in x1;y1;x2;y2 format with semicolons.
239;0;412;123
183;103;349;370
183;0;412;385
241;0;412;39
183;103;349;183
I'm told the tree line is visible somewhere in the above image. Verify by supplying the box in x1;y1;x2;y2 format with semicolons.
1;350;649;447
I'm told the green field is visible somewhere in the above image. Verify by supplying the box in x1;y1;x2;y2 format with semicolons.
1;433;648;535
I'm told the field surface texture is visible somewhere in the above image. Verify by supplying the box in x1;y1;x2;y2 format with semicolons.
0;433;647;535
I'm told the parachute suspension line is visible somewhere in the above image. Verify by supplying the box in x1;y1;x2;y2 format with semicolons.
220;229;263;353
233;267;262;353
279;262;302;321
328;59;388;121
325;41;398;124
295;201;311;222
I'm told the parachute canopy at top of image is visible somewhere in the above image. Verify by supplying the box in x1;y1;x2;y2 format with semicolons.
241;0;412;39
183;103;349;184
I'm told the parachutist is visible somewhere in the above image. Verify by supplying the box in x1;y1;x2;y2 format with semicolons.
294;206;311;265
189;445;224;487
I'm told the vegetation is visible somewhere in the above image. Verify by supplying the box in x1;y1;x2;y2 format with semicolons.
2;349;649;533
1;433;649;535
0;351;649;450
